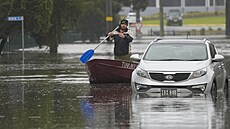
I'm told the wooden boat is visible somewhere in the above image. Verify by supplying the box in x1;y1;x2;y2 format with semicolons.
85;59;138;83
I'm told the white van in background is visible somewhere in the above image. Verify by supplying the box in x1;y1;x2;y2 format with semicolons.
126;11;142;26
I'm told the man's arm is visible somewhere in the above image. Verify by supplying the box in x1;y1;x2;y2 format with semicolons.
125;30;134;42
124;34;133;42
106;32;113;41
124;30;134;42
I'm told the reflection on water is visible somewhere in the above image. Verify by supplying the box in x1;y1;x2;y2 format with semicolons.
88;84;132;128
0;41;230;129
0;82;91;129
2;82;229;129
131;93;228;129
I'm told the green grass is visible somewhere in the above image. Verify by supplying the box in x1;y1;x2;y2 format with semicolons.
143;16;225;25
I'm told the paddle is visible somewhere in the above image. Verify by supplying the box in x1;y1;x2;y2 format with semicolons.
80;26;119;63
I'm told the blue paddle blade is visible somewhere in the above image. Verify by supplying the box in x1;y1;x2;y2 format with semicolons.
80;49;94;63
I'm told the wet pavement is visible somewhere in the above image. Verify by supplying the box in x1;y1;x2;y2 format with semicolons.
0;38;230;129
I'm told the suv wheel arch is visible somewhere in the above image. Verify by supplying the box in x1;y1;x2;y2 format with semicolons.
211;80;217;100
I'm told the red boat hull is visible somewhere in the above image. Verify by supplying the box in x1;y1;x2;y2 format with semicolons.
86;59;138;83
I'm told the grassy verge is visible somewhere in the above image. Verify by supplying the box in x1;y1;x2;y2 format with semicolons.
143;16;225;25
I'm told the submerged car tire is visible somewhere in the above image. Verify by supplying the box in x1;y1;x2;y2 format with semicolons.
224;80;229;91
224;80;229;98
179;21;183;26
167;21;171;26
131;85;138;93
211;81;217;99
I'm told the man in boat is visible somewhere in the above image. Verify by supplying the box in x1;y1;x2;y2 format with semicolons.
107;19;134;60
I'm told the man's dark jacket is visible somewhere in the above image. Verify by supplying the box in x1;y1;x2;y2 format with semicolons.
108;27;133;56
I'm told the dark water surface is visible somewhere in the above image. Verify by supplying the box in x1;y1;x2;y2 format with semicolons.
0;39;230;129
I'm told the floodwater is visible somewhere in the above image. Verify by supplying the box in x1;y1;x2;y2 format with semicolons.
0;38;230;129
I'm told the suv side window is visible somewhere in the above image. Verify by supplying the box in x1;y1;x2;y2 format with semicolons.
209;43;217;58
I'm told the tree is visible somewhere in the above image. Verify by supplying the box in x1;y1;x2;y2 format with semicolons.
132;0;148;23
24;0;53;48
0;0;16;54
0;0;53;53
46;0;83;53
0;0;83;54
1;0;126;54
25;0;83;53
78;0;123;42
111;0;123;28
119;0;148;37
79;0;105;42
120;0;148;22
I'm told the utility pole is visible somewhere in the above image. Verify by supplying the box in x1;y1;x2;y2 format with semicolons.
159;0;164;37
226;0;230;36
106;0;113;33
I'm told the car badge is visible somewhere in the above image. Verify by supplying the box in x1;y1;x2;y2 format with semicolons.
165;75;173;80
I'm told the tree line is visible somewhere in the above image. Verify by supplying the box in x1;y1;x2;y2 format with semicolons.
0;0;148;54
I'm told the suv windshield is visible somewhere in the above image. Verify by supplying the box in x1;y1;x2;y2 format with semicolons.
169;11;180;17
143;43;208;61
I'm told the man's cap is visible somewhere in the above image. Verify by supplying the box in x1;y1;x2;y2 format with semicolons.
120;19;128;25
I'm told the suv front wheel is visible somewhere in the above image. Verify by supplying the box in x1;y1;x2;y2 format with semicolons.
224;80;229;97
211;81;217;99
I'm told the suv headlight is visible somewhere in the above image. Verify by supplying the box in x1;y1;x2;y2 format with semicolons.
136;67;149;79
190;68;207;79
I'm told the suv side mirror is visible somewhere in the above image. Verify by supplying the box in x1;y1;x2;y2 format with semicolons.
130;54;141;62
213;54;224;62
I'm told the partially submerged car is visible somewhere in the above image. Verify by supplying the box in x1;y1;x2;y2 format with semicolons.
166;9;183;26
131;38;228;97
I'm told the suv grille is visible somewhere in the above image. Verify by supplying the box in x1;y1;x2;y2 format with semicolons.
149;73;191;82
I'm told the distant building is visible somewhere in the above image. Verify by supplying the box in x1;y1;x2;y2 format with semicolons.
148;0;225;7
119;0;225;16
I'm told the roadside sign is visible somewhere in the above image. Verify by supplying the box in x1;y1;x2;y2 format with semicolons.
7;16;25;74
135;22;142;31
106;16;113;22
7;16;24;21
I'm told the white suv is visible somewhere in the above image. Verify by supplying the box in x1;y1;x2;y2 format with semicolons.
131;39;228;96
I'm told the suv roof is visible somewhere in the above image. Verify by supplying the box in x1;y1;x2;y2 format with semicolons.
153;39;209;44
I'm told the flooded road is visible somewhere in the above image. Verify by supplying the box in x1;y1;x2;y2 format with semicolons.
0;38;230;129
